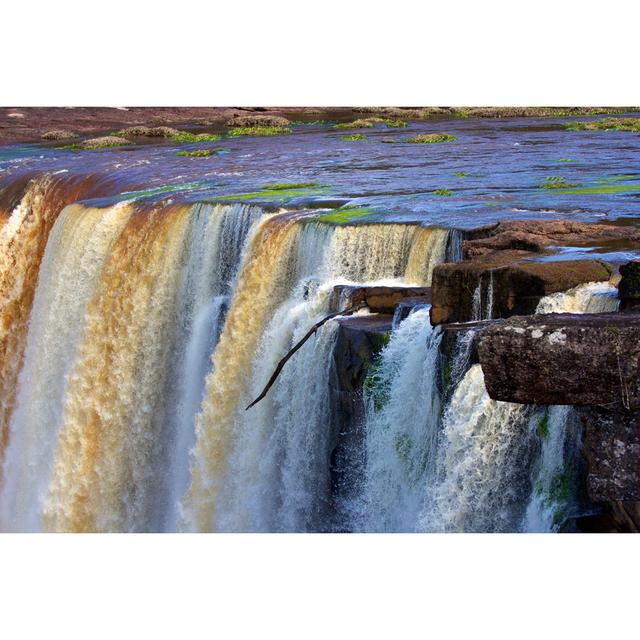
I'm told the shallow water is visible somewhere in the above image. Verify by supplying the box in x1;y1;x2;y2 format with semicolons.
2;115;640;237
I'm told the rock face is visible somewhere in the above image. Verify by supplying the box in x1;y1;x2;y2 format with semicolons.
430;259;612;325
329;285;430;314
476;312;640;408
618;261;640;311
578;406;640;502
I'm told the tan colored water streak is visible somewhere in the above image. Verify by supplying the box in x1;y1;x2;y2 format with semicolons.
405;227;448;285
182;215;303;531
43;203;191;532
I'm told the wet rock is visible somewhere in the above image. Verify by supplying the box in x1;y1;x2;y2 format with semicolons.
430;259;612;325
329;284;430;314
578;406;640;511
477;311;640;408
225;114;290;128
41;130;78;140
618;260;640;311
463;220;640;260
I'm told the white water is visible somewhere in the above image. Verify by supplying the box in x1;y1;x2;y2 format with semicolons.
184;222;450;532
355;307;442;532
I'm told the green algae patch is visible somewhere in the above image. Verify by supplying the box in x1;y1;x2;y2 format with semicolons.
315;205;376;225
211;184;330;203
341;133;366;141
433;189;453;196
540;176;580;189
227;126;291;137
115;182;205;201
405;133;457;144
558;158;573;162
262;182;321;191
454;171;470;178
555;183;640;195
171;132;222;143
564;117;640;132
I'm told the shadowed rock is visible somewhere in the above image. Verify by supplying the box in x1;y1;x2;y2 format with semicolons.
477;312;640;408
430;259;612;325
619;261;640;311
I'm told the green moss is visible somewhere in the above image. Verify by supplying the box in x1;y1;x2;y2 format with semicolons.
315;205;376;225
341;133;366;141
262;182;321;190
454;171;470;177
171;132;222;143
114;182;204;201
212;184;329;202
364;363;389;412
433;189;453;196
227;126;291;137
537;414;550;440
455;110;470;119
539;176;579;189
405;133;457;144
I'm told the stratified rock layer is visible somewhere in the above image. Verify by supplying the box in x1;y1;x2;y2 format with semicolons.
329;285;430;314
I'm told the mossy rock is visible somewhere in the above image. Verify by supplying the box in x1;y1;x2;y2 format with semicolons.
341;133;366;141
564;117;640;132
333;117;407;130
73;136;132;150
227;126;291;137
405;133;457;144
226;114;290;128
41;130;78;140
116;126;181;138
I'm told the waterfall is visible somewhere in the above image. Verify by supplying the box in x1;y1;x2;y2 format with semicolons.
354;307;442;532
181;221;449;532
420;280;619;533
0;202;133;532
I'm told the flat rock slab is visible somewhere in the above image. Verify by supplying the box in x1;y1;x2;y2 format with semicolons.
329;285;430;315
477;312;640;408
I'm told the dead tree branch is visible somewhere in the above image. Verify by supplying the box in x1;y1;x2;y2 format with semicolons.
245;302;365;410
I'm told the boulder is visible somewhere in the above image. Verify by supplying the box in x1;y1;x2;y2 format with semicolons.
430;259;613;325
477;311;640;408
329;284;430;314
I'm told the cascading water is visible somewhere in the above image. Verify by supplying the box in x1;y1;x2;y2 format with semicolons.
181;221;449;532
356;279;620;533
353;307;442;532
0;199;266;532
